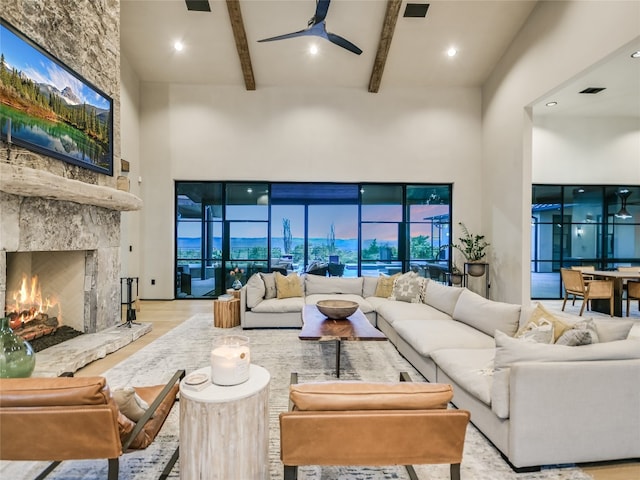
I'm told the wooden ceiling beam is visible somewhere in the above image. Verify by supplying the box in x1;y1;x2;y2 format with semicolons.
368;0;402;93
226;0;256;91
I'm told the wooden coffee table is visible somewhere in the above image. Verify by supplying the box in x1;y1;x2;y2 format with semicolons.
300;305;386;377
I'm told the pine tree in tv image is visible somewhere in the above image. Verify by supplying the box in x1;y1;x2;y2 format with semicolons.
0;20;113;175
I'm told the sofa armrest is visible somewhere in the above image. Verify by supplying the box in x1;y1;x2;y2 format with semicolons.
240;286;247;328
508;359;640;467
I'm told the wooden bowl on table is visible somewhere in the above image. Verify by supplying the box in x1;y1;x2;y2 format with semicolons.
316;300;359;319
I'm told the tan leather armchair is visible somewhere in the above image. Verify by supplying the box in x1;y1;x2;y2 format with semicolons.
280;372;470;480
0;370;184;480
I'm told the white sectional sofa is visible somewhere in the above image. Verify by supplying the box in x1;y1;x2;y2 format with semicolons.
239;272;640;469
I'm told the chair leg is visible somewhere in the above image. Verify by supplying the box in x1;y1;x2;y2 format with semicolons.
34;461;61;480
627;296;631;317
562;293;568;311
451;463;461;480
284;465;298;480
159;446;179;480
107;458;119;480
579;297;587;316
610;296;614;317
405;465;419;480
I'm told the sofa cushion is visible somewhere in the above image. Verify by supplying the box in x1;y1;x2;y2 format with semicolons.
390;274;427;303
260;272;277;299
376;301;451;325
245;273;266;308
423;282;464;316
362;276;379;298
290;382;453;411
431;348;495;406
592;318;635;343
251;297;305;313
374;273;401;298
393;319;495;358
276;272;304;299
491;330;640;419
305;275;363;296
305;294;374;314
452;289;521;338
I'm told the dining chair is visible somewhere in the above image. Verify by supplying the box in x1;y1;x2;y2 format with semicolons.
627;281;640;317
570;265;595;282
561;268;614;316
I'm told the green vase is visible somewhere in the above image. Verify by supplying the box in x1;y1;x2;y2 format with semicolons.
0;317;36;378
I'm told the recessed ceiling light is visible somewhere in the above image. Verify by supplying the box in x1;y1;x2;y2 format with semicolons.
631;51;640;58
309;44;318;55
174;41;184;52
546;101;558;107
447;47;457;57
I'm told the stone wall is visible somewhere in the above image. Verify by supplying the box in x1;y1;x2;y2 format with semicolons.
0;1;131;332
1;0;121;185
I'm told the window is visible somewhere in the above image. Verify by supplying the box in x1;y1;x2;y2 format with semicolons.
175;182;453;298
531;184;640;299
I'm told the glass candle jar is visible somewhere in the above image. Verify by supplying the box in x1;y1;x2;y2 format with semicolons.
210;335;250;386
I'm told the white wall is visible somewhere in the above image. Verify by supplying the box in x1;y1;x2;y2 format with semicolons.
533;116;640;184
137;84;482;298
120;55;142;279
482;0;640;303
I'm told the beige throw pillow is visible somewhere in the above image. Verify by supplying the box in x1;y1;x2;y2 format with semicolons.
275;272;303;299
374;273;401;298
113;387;150;422
519;304;571;342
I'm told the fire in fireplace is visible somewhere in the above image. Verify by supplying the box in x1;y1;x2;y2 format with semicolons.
5;274;61;341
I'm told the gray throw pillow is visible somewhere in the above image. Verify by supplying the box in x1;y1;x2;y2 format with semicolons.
260;273;277;299
555;328;593;346
390;273;426;303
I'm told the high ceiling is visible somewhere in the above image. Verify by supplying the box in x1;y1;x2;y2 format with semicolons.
121;0;537;90
120;0;639;116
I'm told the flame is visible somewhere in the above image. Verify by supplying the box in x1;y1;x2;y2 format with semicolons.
6;274;60;329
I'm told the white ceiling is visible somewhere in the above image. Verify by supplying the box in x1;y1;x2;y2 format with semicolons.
120;0;639;116
121;0;537;88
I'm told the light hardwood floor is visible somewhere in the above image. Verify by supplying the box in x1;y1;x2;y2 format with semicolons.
76;300;639;480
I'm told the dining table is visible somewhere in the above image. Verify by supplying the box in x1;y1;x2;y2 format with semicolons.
587;270;640;317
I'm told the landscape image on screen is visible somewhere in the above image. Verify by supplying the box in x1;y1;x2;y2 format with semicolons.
0;21;113;175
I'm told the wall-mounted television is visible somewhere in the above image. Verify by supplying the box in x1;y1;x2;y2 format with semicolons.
0;18;113;176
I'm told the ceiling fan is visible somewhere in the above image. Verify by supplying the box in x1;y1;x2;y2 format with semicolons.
257;0;362;55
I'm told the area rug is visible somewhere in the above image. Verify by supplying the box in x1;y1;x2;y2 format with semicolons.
0;314;593;480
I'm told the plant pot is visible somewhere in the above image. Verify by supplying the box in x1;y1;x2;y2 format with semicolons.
467;263;487;277
450;273;463;286
0;317;36;378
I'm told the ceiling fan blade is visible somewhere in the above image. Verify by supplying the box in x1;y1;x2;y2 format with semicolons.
326;32;362;55
257;28;312;43
313;0;331;24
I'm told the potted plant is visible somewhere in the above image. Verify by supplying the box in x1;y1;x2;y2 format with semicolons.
450;263;464;286
452;222;490;277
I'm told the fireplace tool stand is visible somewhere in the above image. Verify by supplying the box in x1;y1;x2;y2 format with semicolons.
119;277;141;328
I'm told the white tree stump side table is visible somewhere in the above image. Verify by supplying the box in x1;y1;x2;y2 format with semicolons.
179;364;271;480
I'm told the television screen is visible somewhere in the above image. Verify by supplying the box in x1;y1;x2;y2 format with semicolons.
0;19;113;176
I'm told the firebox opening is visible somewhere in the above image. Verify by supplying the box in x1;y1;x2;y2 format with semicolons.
5;251;87;335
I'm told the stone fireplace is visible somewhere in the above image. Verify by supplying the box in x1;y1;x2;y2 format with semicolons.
0;164;142;335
